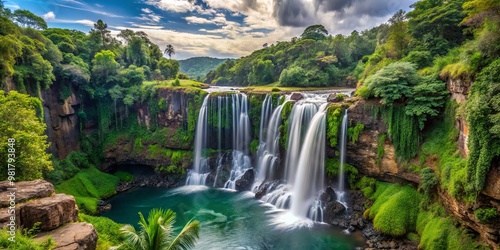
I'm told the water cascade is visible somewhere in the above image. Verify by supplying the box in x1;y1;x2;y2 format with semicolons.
289;103;328;221
258;96;329;222
224;94;252;189
253;95;286;191
337;109;348;205
187;89;353;222
186;95;210;185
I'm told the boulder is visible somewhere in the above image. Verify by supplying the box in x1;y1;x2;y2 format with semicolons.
319;186;337;203
327;93;342;102
36;223;98;250
0;180;54;208
235;169;255;191
325;201;346;217
290;92;303;101
19;193;78;231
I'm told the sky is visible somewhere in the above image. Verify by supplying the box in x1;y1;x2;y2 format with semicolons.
6;0;415;59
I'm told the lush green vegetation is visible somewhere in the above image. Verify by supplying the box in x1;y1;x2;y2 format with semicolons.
364;183;421;236
121;208;200;250
363;182;486;249
114;171;134;182
55;167;119;214
0;90;52;181
79;214;125;250
325;157;359;187
206;24;379;87
0;227;54;250
178;57;229;81
326;105;343;147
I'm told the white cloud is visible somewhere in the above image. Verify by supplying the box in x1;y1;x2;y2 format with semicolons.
144;0;196;13
42;11;56;20
51;19;95;27
75;19;96;27
5;3;20;9
138;8;162;24
61;0;85;5
141;8;153;14
53;3;123;18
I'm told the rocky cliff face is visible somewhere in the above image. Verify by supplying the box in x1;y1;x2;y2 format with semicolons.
42;83;80;159
346;99;421;184
0;180;97;250
447;78;471;157
346;98;500;248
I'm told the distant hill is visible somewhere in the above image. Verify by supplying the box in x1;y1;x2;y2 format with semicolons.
178;57;230;81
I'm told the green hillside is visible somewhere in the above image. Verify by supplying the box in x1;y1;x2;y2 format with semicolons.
179;57;229;81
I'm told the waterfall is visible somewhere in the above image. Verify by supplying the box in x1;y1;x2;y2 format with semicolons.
253;97;285;191
224;94;252;189
289;103;327;221
186;95;210;185
284;103;318;185
337;109;348;204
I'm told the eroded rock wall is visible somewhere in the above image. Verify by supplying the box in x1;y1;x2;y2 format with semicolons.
42;84;80;159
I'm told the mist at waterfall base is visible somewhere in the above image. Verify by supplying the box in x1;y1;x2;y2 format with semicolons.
102;186;362;249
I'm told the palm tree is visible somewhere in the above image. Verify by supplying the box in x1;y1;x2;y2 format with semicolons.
121;208;200;250
164;44;175;59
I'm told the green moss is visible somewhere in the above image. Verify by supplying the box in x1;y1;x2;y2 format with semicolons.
279;101;294;148
380;105;420;162
474;208;498;223
352;176;377;197
79;214;125;249
418;212;485;250
326;105;343;147
250;139;259;154
347;123;364;144
114;171;134;182
325;157;359;187
366;183;421;236
56;168;119;214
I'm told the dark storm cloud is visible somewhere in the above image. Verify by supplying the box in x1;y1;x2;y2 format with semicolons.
313;0;353;12
273;0;312;27
273;0;411;27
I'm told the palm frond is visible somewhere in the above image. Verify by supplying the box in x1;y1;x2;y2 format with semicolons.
120;224;146;249
167;219;200;250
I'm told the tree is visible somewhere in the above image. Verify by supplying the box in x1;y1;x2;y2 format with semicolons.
300;24;328;41
92;19;111;48
121;208;200;250
108;85;124;129
91;50;119;89
164;44;175;59
12;9;47;29
386;10;410;59
0;91;52;181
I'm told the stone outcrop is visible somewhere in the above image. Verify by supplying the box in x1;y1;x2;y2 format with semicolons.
42;83;80;159
438;189;500;248
447;78;472;104
0;180;97;249
0;180;54;207
35;223;98;250
290;92;303;101
19;193;78;231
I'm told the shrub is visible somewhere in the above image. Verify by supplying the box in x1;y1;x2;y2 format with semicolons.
474;208;498;223
347;123;364;144
172;78;181;86
79;214;125;249
114;171;134;182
